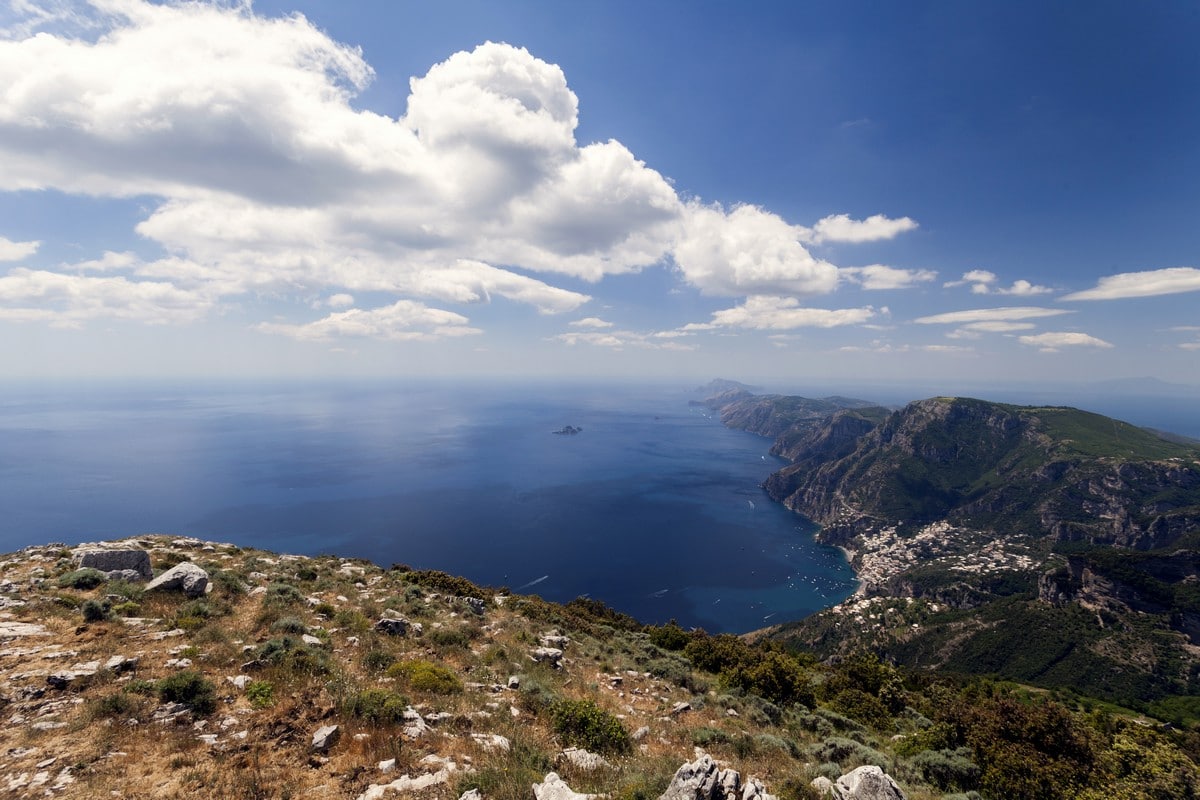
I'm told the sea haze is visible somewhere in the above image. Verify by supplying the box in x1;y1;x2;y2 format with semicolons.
0;381;857;633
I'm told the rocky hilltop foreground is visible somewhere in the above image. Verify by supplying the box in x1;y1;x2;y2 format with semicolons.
704;389;1200;712
3;536;1198;800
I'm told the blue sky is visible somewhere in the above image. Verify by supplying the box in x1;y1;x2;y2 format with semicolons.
0;0;1197;387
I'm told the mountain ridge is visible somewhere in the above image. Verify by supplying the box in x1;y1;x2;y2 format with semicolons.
702;387;1200;710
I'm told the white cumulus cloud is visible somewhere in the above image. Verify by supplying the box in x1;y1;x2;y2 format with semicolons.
0;267;212;326
804;213;918;244
674;204;839;297
0;1;920;345
0;236;40;261
943;270;1050;296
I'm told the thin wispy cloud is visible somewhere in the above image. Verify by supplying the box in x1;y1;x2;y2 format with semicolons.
1061;267;1200;301
913;307;1072;325
1018;331;1114;353
681;296;878;332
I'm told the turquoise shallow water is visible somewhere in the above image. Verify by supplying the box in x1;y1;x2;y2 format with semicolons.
0;380;857;632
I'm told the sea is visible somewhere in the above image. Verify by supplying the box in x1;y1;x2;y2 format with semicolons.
0;380;859;634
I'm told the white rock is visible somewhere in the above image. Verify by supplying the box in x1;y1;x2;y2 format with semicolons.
533;772;600;800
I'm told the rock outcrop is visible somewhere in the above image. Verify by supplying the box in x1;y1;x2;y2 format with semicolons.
74;548;152;581
533;772;600;800
811;765;906;800
657;754;776;800
145;562;210;597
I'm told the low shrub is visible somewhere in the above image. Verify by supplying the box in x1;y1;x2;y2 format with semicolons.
111;600;141;617
648;621;691;652
246;680;275;709
256;637;331;676
81;598;111;622
429;627;472;649
550;698;631;755
807;737;889;771
691;727;730;747
158;671;217;716
88;691;142;720
402;569;486;598
344;688;408;725
388;659;463;694
362;649;396;673
57;568;107;590
270;616;307;635
263;582;304;607
911;747;981;792
106;579;144;601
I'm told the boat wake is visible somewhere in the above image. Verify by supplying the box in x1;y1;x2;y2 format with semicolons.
517;575;549;590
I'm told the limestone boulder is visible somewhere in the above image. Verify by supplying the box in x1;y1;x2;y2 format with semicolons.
658;754;776;800
76;549;152;581
810;766;906;800
533;772;600;800
145;563;209;598
311;724;340;753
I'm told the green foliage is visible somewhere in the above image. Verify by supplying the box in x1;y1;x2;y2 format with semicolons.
88;691;142;720
106;579;144;601
684;632;753;674
255;636;330;676
931;689;1098;800
57;568;107;590
245;680;274;709
111;600;140;617
343;687;408;725
562;596;644;632
517;672;560;715
157;671;217;716
806;737;890;770
333;607;370;634
124;679;156;696
81;598;111;622
823;651;905;725
270;616;307;635
429;626;473;649
648;621;691;651
550;698;631;755
910;747;981;791
207;567;246;597
263;582;304;607
1075;725;1200;800
691;727;730;747
387;659;463;694
456;734;554;800
402;569;486;598
362;649;396;673
722;650;816;707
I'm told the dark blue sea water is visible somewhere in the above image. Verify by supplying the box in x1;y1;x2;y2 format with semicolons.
0;380;857;633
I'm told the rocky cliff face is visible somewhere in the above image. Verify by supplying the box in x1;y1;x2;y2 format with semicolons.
765;397;1200;551
709;388;1200;705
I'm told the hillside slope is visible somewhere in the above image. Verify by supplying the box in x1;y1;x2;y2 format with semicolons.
0;535;1197;800
705;391;1200;708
